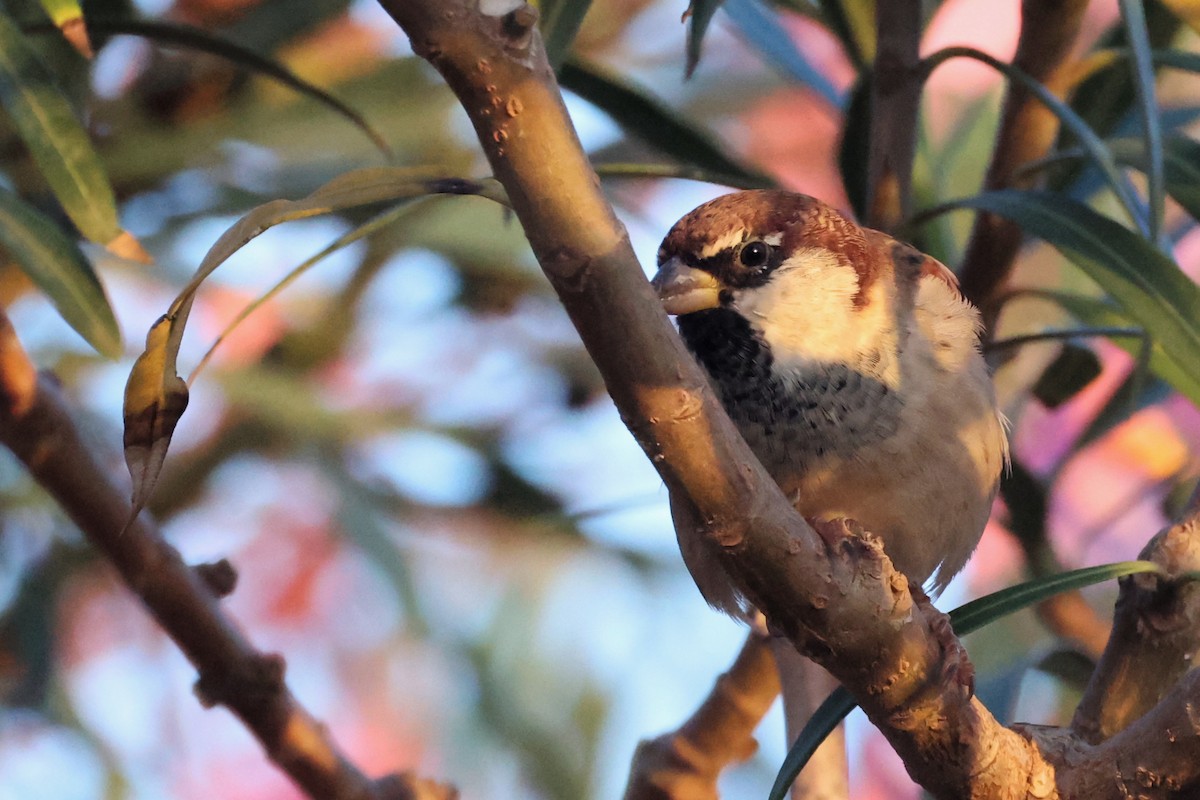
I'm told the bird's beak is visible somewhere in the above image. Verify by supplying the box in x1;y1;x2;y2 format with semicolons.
651;257;722;315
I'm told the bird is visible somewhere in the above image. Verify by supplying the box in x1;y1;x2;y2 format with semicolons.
651;189;1007;619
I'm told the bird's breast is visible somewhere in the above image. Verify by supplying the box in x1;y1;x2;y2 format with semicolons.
675;308;903;486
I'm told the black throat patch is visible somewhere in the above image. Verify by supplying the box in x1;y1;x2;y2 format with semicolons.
675;307;902;481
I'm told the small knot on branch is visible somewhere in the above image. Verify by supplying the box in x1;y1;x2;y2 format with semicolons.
374;771;460;800
194;652;286;709
500;3;538;39
194;559;238;598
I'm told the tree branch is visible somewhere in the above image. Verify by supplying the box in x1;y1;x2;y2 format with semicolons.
958;0;1089;324
0;309;453;800
1072;512;1200;744
864;0;922;232
623;631;780;800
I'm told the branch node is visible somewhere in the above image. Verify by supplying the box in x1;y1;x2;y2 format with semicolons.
374;772;460;800
501;4;538;40
194;652;287;709
194;558;239;598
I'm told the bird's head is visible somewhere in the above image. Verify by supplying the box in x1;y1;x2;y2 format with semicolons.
652;190;950;370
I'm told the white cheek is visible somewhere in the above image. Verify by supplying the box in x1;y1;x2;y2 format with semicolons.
731;248;865;366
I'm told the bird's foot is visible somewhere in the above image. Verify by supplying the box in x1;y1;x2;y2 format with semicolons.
805;515;863;549
910;585;974;697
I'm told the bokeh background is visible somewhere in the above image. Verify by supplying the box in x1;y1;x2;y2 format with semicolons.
1;0;1198;798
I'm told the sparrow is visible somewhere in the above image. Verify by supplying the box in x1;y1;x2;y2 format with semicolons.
652;190;1007;617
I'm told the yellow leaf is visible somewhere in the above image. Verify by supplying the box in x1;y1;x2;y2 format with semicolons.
122;307;190;519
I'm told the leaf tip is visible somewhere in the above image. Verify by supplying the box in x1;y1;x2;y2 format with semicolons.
106;230;153;264
59;17;93;59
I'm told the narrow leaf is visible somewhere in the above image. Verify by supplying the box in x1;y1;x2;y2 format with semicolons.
123;307;191;520
62;18;391;158
594;162;773;189
0;11;129;250
559;59;773;186
1036;289;1200;405
0;187;119;357
939;191;1200;403
1118;0;1164;243
172;170;508;312
122;169;508;512
950;561;1161;633
685;0;724;78
1031;343;1103;409
770;560;1162;800
1013;134;1200;225
768;689;856;800
541;0;594;70
1160;135;1200;220
920;46;1149;235
37;0;91;57
812;0;873;68
723;0;842;108
189;201;426;381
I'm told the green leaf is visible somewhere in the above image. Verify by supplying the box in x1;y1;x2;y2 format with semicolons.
47;18;392;158
1023;291;1183;451
0;10;122;247
1036;289;1200;401
121;169;509;518
920;47;1148;234
1129;134;1200;222
1118;0;1164;242
558;59;773;186
1031;343;1103;409
1013;135;1200;231
769;560;1162;800
951;561;1161;633
723;0;842;107
541;0;593;70
37;0;91;57
189;200;428;381
0;187;119;357
685;0;724;78
594;162;773;189
769;689;856;800
813;0;873;68
939;191;1200;405
1054;4;1179;192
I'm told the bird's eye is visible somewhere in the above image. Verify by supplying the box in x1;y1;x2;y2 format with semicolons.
738;241;771;269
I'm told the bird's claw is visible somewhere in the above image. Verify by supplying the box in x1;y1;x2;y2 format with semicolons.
805;516;860;549
911;586;974;696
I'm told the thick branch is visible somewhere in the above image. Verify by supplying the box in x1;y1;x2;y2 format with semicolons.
380;4;1056;797
623;631;780;800
1072;513;1200;744
0;311;452;800
1025;670;1200;797
958;0;1089;323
